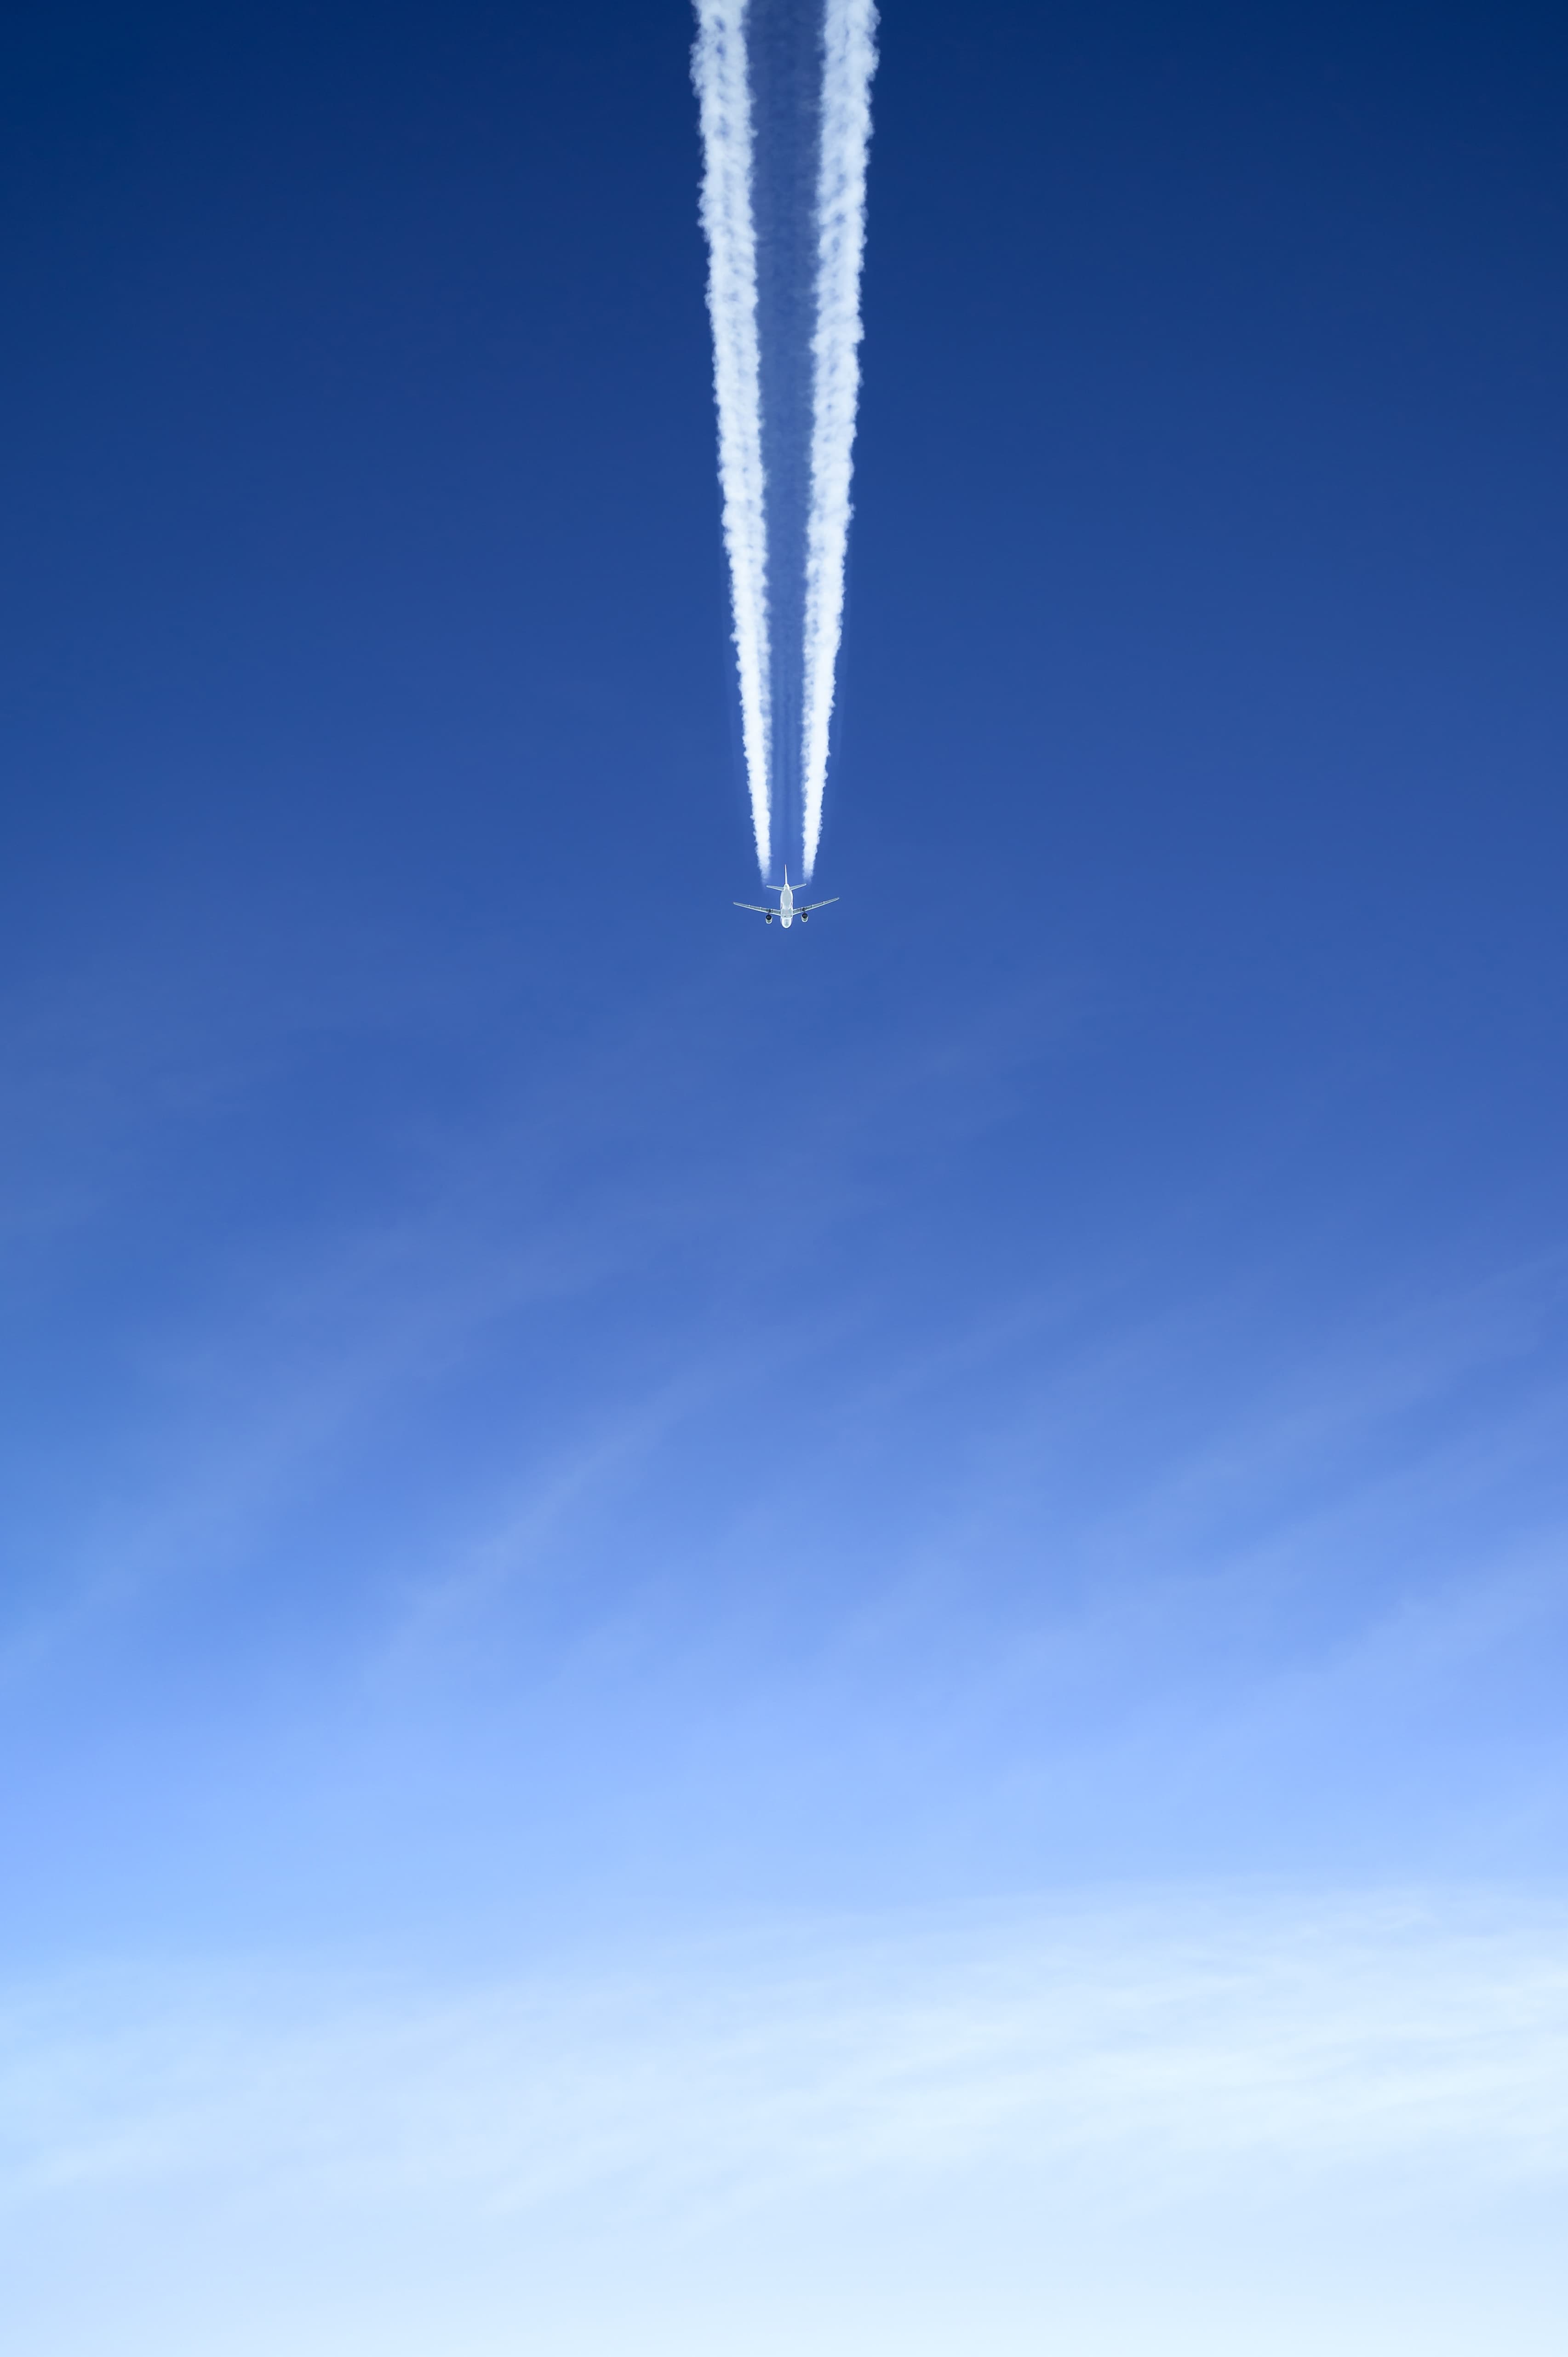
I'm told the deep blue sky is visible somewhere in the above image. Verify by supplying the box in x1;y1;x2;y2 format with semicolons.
3;2;1568;2347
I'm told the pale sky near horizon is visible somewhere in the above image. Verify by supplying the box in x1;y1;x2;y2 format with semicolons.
3;0;1568;2346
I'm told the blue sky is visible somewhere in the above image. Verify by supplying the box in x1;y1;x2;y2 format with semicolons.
3;0;1568;2346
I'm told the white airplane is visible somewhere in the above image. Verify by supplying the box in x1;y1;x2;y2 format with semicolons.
733;868;839;929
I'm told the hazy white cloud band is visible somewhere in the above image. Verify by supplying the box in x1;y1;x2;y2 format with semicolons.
801;0;878;877
692;0;773;872
6;1892;1568;2217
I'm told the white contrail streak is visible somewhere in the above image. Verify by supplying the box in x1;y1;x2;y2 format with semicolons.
801;0;878;877
692;0;773;874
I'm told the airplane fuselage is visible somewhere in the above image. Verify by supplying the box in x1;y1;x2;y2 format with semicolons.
758;878;806;927
733;867;837;929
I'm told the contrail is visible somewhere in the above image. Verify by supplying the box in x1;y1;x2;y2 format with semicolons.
692;0;773;873
800;0;877;877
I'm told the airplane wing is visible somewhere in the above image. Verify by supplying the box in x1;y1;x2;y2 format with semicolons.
733;902;773;914
801;897;840;913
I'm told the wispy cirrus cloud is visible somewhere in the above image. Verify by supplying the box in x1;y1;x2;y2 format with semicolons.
4;1890;1568;2219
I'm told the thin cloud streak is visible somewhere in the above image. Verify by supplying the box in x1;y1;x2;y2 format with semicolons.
801;0;877;876
0;957;1061;1679
692;0;773;872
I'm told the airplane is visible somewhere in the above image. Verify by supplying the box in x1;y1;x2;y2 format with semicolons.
733;868;839;929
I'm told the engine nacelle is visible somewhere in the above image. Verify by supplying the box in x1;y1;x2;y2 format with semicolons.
764;911;773;923
799;908;809;921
